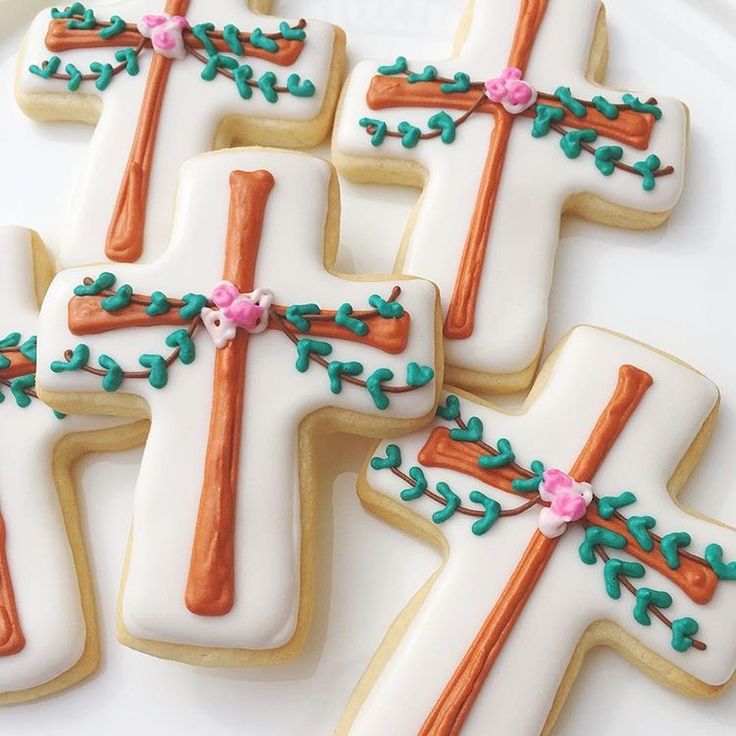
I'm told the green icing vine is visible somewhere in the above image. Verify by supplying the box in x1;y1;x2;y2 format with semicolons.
0;332;65;419
369;393;731;655
360;61;674;190
54;274;433;412
31;6;315;103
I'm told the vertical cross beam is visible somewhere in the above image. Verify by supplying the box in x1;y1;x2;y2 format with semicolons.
186;169;274;616
420;364;652;735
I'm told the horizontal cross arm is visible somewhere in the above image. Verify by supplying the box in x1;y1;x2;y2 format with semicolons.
45;20;306;66
367;76;657;150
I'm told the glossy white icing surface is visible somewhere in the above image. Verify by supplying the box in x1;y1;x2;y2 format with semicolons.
18;1;338;266
36;149;440;650
333;0;688;379
0;226;131;697
359;326;735;735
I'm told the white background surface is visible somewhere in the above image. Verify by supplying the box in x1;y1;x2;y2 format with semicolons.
0;0;735;734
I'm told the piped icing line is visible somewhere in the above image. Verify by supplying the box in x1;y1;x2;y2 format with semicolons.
27;3;319;264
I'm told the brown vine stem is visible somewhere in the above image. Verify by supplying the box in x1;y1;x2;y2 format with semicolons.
44;38;147;83
589;531;707;651
549;121;675;179
272;313;420;396
389;465;539;519
72;319;201;382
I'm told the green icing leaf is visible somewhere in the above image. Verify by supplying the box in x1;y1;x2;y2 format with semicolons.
406;362;434;388
360;118;388;147
597;491;637;520
202;54;239;82
437;394;460;421
74;272;116;297
660;532;691;570
335;303;369;336
258;71;279;103
592;95;619;119
627;515;656;552
578;526;627;565
223;24;244;55
51;343;89;373
67;8;96;30
594;145;624;176
407;65;437;83
397;121;422;149
30;56;61;79
560;128;597;159
286;73;315;97
531;104;565;138
428;111;457;144
433;482;460;523
20;336;38;364
377;57;408;76
554;86;586;117
115;48;140;76
369;294;404;318
671;617;699;652
449;416;483;443
234;65;254;99
166;330;196;365
139;354;168;389
101;285;133;312
90;61;113;91
478;438;515;469
286;303;321;332
512;459;545;493
191;23;217;55
146;291;172;317
280;21;306;41
98;355;123;392
99;15;126;40
622;93;662;120
249;27;279;53
295;339;332;373
0;333;21;348
370;443;401;470
469;491;501;536
65;63;82;91
633;154;662;192
603;558;645;599
179;293;208;320
704;543;736;580
51;3;86;19
440;72;471;94
327;361;363;394
633;587;672;626
401;466;428;501
366;368;394;410
10;375;35;408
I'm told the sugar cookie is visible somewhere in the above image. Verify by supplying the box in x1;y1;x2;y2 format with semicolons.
0;226;148;705
352;326;735;735
35;148;442;666
16;1;346;266
333;0;688;393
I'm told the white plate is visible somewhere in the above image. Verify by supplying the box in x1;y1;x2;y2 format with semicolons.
0;1;735;734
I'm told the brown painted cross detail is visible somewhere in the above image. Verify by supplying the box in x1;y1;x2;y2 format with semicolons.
64;171;414;617
414;365;717;735
39;0;308;263
0;351;36;657
364;0;661;341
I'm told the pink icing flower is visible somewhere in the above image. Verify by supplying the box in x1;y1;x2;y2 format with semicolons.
138;13;189;60
202;283;274;349
537;469;593;539
484;67;537;115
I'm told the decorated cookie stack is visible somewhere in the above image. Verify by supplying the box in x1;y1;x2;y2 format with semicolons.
0;1;733;734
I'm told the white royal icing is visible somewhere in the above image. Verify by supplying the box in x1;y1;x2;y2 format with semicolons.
36;149;440;653
0;226;134;700
18;0;340;267
333;0;688;383
355;326;736;735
